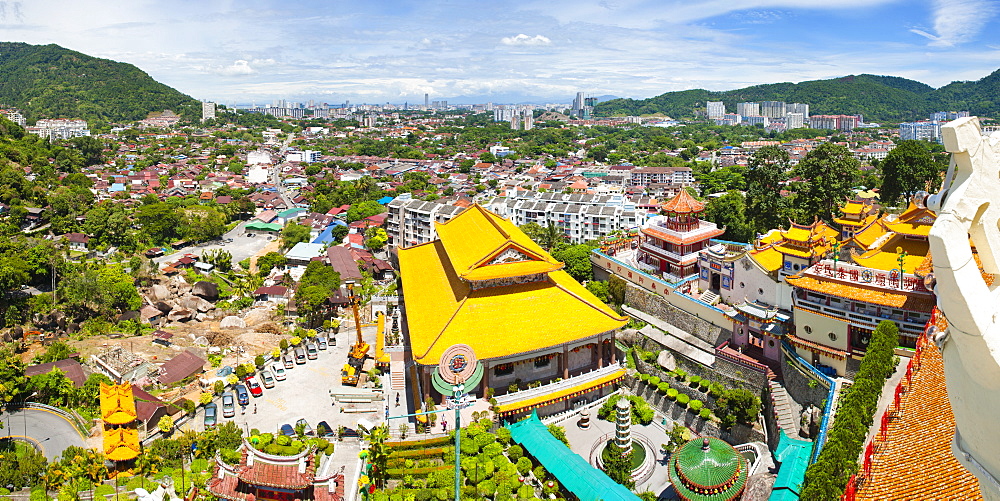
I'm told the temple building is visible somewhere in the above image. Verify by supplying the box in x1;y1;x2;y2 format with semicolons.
668;437;748;501
636;190;724;283
832;197;879;240
206;439;344;501
396;204;627;420
100;382;141;465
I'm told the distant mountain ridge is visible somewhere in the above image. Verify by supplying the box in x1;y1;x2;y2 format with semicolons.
0;42;198;123
595;70;1000;122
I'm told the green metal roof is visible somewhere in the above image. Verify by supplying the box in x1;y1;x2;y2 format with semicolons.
245;221;282;232
768;430;812;500
277;208;304;217
507;412;640;501
668;437;748;501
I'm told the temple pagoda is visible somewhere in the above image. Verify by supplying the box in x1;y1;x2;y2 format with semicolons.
636;190;724;282
99;382;141;465
397;204;627;419
832;197;879;240
668;437;748;501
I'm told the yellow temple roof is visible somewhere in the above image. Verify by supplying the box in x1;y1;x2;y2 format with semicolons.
833;212;879;229
398;207;627;364
851;235;929;272
840;200;868;215
100;383;137;425
780;221;838;244
748;246;783;272
103;427;140;461
433;204;563;280
852;220;887;249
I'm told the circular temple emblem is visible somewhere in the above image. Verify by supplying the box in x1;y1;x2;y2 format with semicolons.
860;269;874;283
438;344;478;384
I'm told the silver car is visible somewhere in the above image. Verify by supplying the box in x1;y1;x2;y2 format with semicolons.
260;369;275;388
271;363;286;381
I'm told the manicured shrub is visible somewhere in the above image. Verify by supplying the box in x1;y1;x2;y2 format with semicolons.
496;427;512;445
689;376;702;387
507;444;524;462
674;369;686;381
689;400;703;412
677;394;690;408
516;456;532;476
666;388;679;400
699;408;712;419
657;382;670;394
699;380;710;391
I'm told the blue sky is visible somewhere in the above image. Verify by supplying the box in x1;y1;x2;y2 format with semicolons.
2;0;999;104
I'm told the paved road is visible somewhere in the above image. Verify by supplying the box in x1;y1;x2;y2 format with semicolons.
154;221;273;270
1;407;88;461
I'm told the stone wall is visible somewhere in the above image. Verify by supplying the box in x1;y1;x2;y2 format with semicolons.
624;283;730;346
780;346;830;409
635;358;717;407
632;330;767;395
625;377;765;446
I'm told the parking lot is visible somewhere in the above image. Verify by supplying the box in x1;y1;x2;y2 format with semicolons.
154;221;273;267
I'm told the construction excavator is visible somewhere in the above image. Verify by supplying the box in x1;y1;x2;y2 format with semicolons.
341;283;370;386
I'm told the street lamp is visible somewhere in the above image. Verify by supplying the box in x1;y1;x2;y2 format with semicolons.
23;391;37;437
896;246;908;289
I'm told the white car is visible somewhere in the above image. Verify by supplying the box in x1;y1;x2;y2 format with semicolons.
271;363;286;381
260;369;275;389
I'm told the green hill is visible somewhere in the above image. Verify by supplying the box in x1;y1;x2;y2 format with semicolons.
596;71;1000;122
0;42;198;123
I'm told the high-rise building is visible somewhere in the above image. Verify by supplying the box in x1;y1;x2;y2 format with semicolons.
788;103;809;118
201;101;216;122
744;115;769;127
572;92;585;115
759;101;786;119
900;121;942;142
706;101;725;119
424;93;429;108
510;114;521;130
522;110;534;131
785;112;804;130
736;102;759;118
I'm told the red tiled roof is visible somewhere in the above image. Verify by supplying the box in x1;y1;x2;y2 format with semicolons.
25;359;86;387
236;457;317;490
157;349;206;385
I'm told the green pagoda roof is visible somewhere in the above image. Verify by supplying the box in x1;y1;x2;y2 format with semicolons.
669;437;748;501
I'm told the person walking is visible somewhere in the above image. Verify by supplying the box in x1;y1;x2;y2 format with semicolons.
441;419;447;433
396;393;400;407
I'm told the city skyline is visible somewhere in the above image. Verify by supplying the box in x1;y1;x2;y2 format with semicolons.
2;0;999;104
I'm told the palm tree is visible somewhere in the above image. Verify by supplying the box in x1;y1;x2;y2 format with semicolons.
542;223;564;251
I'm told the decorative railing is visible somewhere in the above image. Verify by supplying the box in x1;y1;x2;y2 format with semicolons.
494;363;624;408
780;341;836;463
638;243;701;264
715;341;769;374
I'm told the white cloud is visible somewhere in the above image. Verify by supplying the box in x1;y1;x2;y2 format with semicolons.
911;0;995;46
500;34;552;46
217;60;255;76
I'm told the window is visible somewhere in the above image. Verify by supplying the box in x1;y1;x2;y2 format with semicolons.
758;288;764;295
768;339;775;347
793;264;801;271
534;355;551;368
494;363;514;377
740;282;745;288
804;325;813;334
828;332;837;341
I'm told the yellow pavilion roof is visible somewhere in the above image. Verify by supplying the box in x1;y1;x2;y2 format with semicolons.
853;220;887;249
398;219;627;364
851;235;929;272
840;200;867;215
103;427;140;461
433;204;563;280
833;212;879;229
100;383;137;425
757;229;784;246
748;246;783;272
780;221;838;244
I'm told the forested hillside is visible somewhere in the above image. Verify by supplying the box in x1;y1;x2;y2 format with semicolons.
0;42;198;123
596;71;1000;121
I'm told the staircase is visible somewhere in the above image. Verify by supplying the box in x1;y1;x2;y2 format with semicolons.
389;352;406;390
699;290;720;306
769;380;799;435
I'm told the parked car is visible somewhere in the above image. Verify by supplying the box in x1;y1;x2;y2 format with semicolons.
204;402;218;427
279;423;295;437
317;420;335;438
216;366;233;377
260;369;275;388
283;354;294;369
271;363;286;381
294;347;306;364
246;377;263;397
294;418;315;436
235;384;250;406
317;336;328;350
222;393;235;418
306;343;318;360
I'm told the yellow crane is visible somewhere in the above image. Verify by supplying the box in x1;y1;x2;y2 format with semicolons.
341;283;370;386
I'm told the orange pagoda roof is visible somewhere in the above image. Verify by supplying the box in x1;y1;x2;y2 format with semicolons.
103;427;140;462
100;382;137;425
640;224;725;246
785;274;935;312
660;190;705;214
855;325;981;500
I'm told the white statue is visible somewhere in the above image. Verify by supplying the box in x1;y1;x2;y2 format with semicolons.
926;116;1000;500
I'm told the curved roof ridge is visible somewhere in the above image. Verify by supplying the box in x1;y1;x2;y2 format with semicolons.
551;281;629;322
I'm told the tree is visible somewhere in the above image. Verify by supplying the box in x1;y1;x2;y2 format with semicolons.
878;140;940;206
661;424;687;456
256;252;287;277
345;201;385;223
601;442;636;490
608;275;626;307
136;203;180;244
329;224;349;243
745;145;789;236
704;191;753;243
364;227;387;252
280;222;311;250
552;244;595;282
714;388;761;429
586;280;609;303
791;143;861;222
158;415;175;434
35;341;72;364
365;424;390;489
